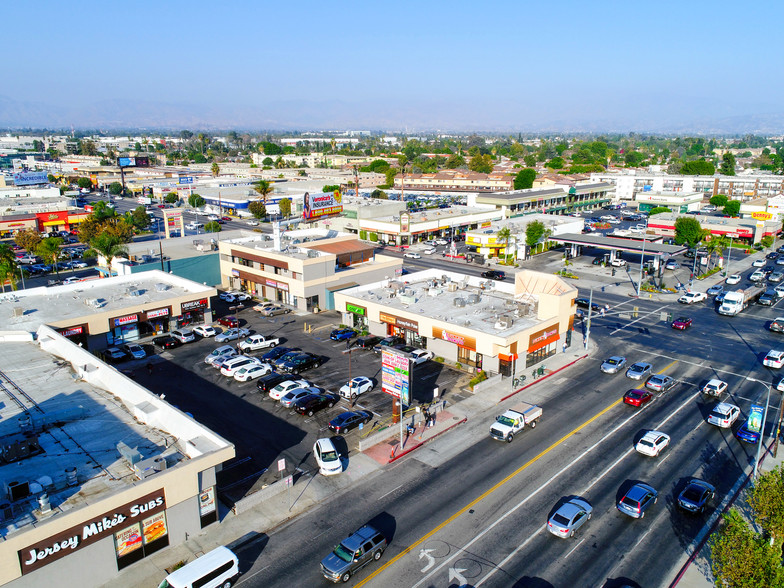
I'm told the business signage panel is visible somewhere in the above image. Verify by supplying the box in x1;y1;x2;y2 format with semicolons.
13;171;49;186
381;349;411;405
302;191;343;220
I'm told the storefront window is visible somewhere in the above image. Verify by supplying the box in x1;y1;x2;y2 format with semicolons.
351;314;368;330
526;341;556;368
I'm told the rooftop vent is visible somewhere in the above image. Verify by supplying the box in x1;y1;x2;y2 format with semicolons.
454;298;466;307
467;294;481;304
154;283;170;292
12;307;24;318
495;317;514;330
127;288;143;297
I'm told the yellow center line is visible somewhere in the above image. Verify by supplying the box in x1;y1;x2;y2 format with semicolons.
657;359;678;374
355;397;624;587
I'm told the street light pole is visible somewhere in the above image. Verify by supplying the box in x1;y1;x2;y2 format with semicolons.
584;286;593;351
725;236;734;277
748;376;773;480
637;236;646;297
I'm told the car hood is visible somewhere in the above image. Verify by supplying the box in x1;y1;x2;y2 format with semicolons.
321;552;350;574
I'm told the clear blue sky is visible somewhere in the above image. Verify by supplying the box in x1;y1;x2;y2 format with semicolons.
4;1;783;131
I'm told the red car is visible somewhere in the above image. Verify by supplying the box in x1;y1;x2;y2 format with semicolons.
624;388;653;407
217;316;239;328
672;317;693;330
221;216;232;222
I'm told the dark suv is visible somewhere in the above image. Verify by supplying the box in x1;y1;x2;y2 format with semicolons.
372;336;405;355
481;270;506;280
321;524;387;583
256;372;297;394
278;352;323;374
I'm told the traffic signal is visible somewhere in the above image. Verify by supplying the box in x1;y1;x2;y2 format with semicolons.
633;306;639;318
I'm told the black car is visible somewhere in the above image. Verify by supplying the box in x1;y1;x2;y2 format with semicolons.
481;270;506;280
293;392;340;416
278;352;323;374
677;479;715;513
355;335;382;349
759;290;777;306
256;372;297;394
328;410;373;434
373;336;405;354
273;350;305;369
393;344;416;354
575;297;602;312
767;252;780;260
592;256;608;265
153;335;180;349
261;346;296;362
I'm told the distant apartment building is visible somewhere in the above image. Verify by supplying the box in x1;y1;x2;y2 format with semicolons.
394;171;513;193
591;171;784;201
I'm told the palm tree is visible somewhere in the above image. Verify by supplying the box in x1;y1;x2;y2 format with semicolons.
712;234;731;271
497;227;512;263
88;233;128;269
0;244;19;292
211;162;220;177
253;180;274;204
36;237;64;276
703;238;722;270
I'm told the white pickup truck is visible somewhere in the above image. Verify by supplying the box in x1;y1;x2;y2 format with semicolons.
238;334;280;352
490;401;543;443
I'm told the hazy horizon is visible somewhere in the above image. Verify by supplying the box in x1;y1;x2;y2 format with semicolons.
4;1;783;133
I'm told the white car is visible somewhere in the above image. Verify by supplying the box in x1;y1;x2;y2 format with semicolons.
220;356;262;377
313;438;342;476
776;378;784;392
752;259;766;267
123;343;146;360
204;345;238;366
246;220;259;226
410;349;434;365
610;258;627;267
193;325;217;338
606;217;621;224
170;328;195;344
269;379;310;401
253;303;276;313
423;247;436;255
635;431;670;457
403;252;421;259
219;291;251;303
233;363;272;382
725;274;741;285
185;222;204;230
62;276;82;285
71;260;88;268
435;239;449;246
707;402;741;428
215;327;251;342
678;291;707;304
763;349;784;368
339;376;374;400
750;270;766;282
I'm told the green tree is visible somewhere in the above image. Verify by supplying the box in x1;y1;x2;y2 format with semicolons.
15;228;42;252
211;162;220;177
674;216;704;247
128;206;152;231
164;193;179;204
720;152;737;175
648;206;672;215
761;235;775;249
681;160;715;175
724;200;741;217
108;182;123;196
322;185;340;193
514;168;536;190
710;194;729;207
497;226;513;262
262;157;273;166
523;154;537;167
749;464;784;546
77;177;92;190
88;232;128;267
91;200;117;221
35;237;64;275
188;193;206;208
445;154;466;169
204;221;222;233
278;198;292;218
248;201;266;219
710;508;784;588
469;154;494;174
253;179;274;203
545;157;565;170
0;243;20;292
525;220;546;249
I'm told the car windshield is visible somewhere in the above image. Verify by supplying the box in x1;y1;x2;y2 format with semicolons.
631;364;645;371
629;391;643;399
649;376;663;384
321;449;339;462
607;358;619;366
334;543;354;563
552;513;570;526
682;486;703;502
497;415;516;427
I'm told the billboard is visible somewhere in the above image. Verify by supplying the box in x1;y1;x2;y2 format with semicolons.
381;348;411;406
13;171;49;186
748;404;764;433
117;156;150;168
303;190;343;221
751;211;773;221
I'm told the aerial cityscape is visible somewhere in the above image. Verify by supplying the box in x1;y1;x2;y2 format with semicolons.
1;3;784;588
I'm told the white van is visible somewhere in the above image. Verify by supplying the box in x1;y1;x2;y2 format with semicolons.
158;546;239;588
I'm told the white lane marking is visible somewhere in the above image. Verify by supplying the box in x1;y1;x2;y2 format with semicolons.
656;450;674;468
379;483;405;501
634;528;652;549
610;305;671;334
564;537;585;559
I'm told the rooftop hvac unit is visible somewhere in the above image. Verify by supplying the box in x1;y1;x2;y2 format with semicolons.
447;283;458;292
6;480;30;502
154;283;170;291
307;250;319;258
0;502;13;522
454;298;466;307
466;294;481;304
127;288;143;297
117;441;142;465
495;317;514;330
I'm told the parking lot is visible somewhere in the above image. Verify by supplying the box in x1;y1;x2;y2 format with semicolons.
116;298;470;505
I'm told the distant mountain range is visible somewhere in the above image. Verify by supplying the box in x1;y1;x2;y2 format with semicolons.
1;94;783;135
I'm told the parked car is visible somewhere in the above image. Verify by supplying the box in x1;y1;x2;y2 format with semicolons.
234;363;273;382
268;379;310;401
410;349;434;365
617;483;658;518
646;374;676;394
339;376;374;400
217;316;239;328
678;291;707;304
313;438;342;476
220;356;262;377
280;386;321;408
278;352;323;374
256;372;297;394
170;328;196;344
665;259;680;270
293;392;340;416
258;304;291;317
707;402;741;428
103;347;128;363
320;524;387;584
763;349;784;368
261;346;296;362
481;270;506;280
330;328;357;341
253;302;276;313
672;316;693;330
546;498;593;539
123;343;146;360
355;335;383;349
204;345;237;366
626;362;653;380
215;327;251;343
635;431;670;457
600;356;626;374
677;479;715;513
623;388;654;407
193;325;217;338
153;335;180;349
328;410;373;434
373;336;405;354
610;258;627;267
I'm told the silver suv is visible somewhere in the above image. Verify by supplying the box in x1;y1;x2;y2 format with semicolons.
320;524;387;583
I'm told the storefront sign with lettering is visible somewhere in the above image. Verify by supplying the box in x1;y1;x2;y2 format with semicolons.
346;303;366;316
379;312;418;331
181;298;208;311
145;308;170;319
113;314;138;327
431;327;476;350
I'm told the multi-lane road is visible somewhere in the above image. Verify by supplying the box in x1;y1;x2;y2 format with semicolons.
237;287;782;588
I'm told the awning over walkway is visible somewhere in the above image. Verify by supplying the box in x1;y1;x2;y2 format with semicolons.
554;233;688;256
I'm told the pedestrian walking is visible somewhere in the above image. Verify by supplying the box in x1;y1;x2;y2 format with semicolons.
563;342;567;354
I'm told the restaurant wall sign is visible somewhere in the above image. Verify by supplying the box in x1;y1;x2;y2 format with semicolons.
181;298;208;311
379;312;418;331
431;327;476;350
18;489;166;574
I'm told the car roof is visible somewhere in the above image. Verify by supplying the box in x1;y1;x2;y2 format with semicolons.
341;525;381;550
706;379;724;386
714;402;738;413
315;438;336;452
641;430;667;442
626;483;654;499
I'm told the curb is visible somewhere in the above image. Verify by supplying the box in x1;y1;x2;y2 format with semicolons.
669;440;775;587
499;354;589;403
388;416;468;463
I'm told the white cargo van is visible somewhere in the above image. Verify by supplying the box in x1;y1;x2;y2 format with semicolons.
158;546;239;588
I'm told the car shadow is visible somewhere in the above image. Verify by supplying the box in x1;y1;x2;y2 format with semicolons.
367;512;397;544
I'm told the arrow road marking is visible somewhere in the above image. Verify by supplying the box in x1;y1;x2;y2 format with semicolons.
448;567;467;584
419;548;435;573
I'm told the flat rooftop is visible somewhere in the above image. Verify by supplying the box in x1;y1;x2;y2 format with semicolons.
374;206;497;224
0;340;178;537
0;271;214;332
345;269;541;338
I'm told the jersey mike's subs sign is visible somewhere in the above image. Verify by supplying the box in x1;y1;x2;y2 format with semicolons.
18;489;166;574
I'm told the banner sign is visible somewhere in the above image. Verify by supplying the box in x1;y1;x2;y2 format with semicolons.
751;211;773;221
748;405;764;433
13;171;49;186
302;191;343;220
145;308;170;319
431;327;476;350
381;349;410;405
